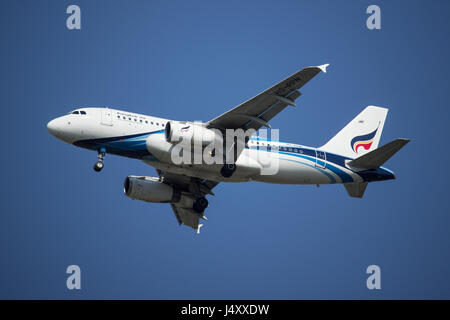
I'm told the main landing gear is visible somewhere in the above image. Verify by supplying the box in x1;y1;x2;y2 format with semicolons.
193;197;209;214
93;148;106;172
220;163;236;178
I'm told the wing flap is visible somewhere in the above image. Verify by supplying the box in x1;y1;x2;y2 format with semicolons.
170;203;183;225
158;170;219;233
170;204;200;229
253;90;302;129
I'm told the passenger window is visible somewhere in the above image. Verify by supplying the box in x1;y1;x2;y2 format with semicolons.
145;121;148;124
134;118;137;121
156;123;159;125
151;122;154;125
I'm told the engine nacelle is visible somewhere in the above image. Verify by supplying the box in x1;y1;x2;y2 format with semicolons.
165;121;221;146
123;176;181;203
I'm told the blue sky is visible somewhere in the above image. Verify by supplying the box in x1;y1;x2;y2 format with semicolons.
1;0;449;299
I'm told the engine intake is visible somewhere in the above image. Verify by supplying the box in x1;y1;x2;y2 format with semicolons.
165;121;221;146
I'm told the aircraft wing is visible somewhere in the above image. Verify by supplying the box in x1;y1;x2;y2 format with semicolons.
206;64;329;131
170;204;203;232
156;170;219;233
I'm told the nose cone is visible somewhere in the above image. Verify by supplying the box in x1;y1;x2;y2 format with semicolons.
47;119;59;137
47;116;75;143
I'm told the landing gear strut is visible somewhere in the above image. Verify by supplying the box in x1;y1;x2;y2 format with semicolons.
220;163;236;178
93;148;106;172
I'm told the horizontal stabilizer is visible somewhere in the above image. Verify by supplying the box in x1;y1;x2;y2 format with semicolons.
344;182;368;198
347;138;410;170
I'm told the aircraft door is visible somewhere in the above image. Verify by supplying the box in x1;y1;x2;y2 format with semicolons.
315;149;326;169
101;108;113;126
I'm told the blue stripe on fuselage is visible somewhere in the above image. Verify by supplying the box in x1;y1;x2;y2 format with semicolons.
247;144;394;183
74;130;394;183
279;152;337;184
276;149;353;183
73;130;164;159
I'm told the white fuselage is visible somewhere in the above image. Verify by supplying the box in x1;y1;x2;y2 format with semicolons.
47;107;394;185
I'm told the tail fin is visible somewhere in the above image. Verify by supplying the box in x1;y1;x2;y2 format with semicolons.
321;106;388;158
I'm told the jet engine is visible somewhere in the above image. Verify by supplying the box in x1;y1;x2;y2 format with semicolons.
123;176;209;213
165;121;221;146
123;176;181;203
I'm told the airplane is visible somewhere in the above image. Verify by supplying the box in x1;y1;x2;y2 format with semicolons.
47;64;409;233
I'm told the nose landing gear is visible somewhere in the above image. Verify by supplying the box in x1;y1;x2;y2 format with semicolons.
93;161;104;172
93;148;106;172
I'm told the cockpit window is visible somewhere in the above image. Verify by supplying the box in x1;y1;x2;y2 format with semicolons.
72;111;79;114
80;111;86;115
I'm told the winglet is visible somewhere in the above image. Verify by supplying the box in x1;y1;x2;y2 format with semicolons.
197;224;204;234
317;63;330;73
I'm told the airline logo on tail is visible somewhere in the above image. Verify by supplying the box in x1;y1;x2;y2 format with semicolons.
350;127;378;153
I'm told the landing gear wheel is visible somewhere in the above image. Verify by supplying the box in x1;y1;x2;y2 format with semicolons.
193;197;209;213
93;161;104;172
220;163;236;178
93;148;106;172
